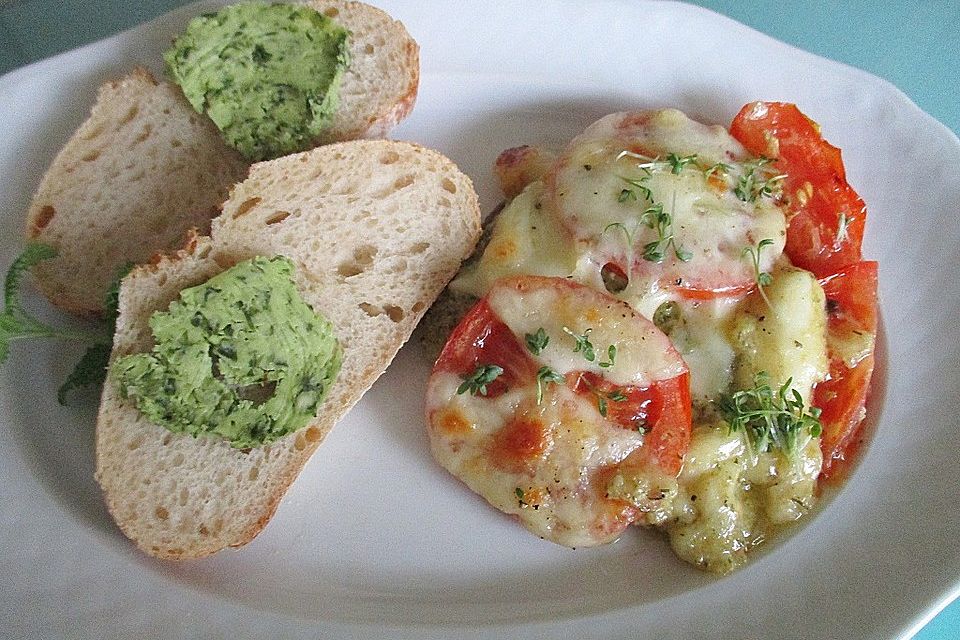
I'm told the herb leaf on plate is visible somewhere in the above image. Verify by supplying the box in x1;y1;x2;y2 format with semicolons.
57;263;132;403
0;243;129;403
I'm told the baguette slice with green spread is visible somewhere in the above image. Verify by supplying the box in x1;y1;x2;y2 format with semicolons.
26;0;419;316
95;140;480;559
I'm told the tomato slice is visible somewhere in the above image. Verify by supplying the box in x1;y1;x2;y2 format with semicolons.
813;261;878;479
426;276;692;547
730;102;867;278
819;260;878;334
547;110;788;299
432;298;538;399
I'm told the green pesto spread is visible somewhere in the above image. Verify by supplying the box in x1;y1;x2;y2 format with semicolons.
113;256;342;448
164;1;350;161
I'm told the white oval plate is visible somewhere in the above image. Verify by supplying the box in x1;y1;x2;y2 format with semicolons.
2;1;958;638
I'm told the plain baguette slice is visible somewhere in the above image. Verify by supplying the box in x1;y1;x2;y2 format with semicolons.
95;140;481;559
27;0;420;316
26;68;248;316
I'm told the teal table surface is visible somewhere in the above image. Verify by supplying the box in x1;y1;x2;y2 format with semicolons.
1;1;957;638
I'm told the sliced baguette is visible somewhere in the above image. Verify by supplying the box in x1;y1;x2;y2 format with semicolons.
95;140;481;559
26;0;420;316
26;68;248;316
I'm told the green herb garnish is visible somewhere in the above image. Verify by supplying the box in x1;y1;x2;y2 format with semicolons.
618;175;653;203
563;327;596;362
58;262;132;403
704;162;732;181
597;395;609;417
0;244;99;365
617;150;699;176
603;220;639;264
597;388;628;418
576;373;628;418
525;327;549;356
598;344;617;369
716;372;823;458
637;202;692;263
666;153;699;174
457;364;504;396
607;389;628;402
742;238;774;306
57;342;112;404
734;157;787;203
605;204;691;264
535;365;565;404
614;156;693;263
0;243;127;403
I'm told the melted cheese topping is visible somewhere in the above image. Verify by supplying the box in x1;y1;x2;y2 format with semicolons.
428;372;643;547
548;110;786;296
441;109;831;573
662;424;822;573
731;266;829;405
486;279;686;387
452;183;578;298
666;297;740;405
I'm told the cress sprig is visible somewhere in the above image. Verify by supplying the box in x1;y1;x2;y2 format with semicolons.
524;327;549;355
716;371;823;459
535;366;565;404
457;364;504;396
742;238;775;306
615;150;701;176
613;152;693;264
562;326;596;361
734;157;787;203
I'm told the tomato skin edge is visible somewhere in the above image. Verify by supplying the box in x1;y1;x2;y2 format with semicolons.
570;370;692;476
816;354;875;480
814;261;879;480
432;297;537;399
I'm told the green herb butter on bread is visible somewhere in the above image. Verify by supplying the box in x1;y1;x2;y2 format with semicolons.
113;256;344;448
165;2;352;161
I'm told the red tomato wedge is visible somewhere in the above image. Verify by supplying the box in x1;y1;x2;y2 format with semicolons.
730;102;867;278
813;261;878;479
